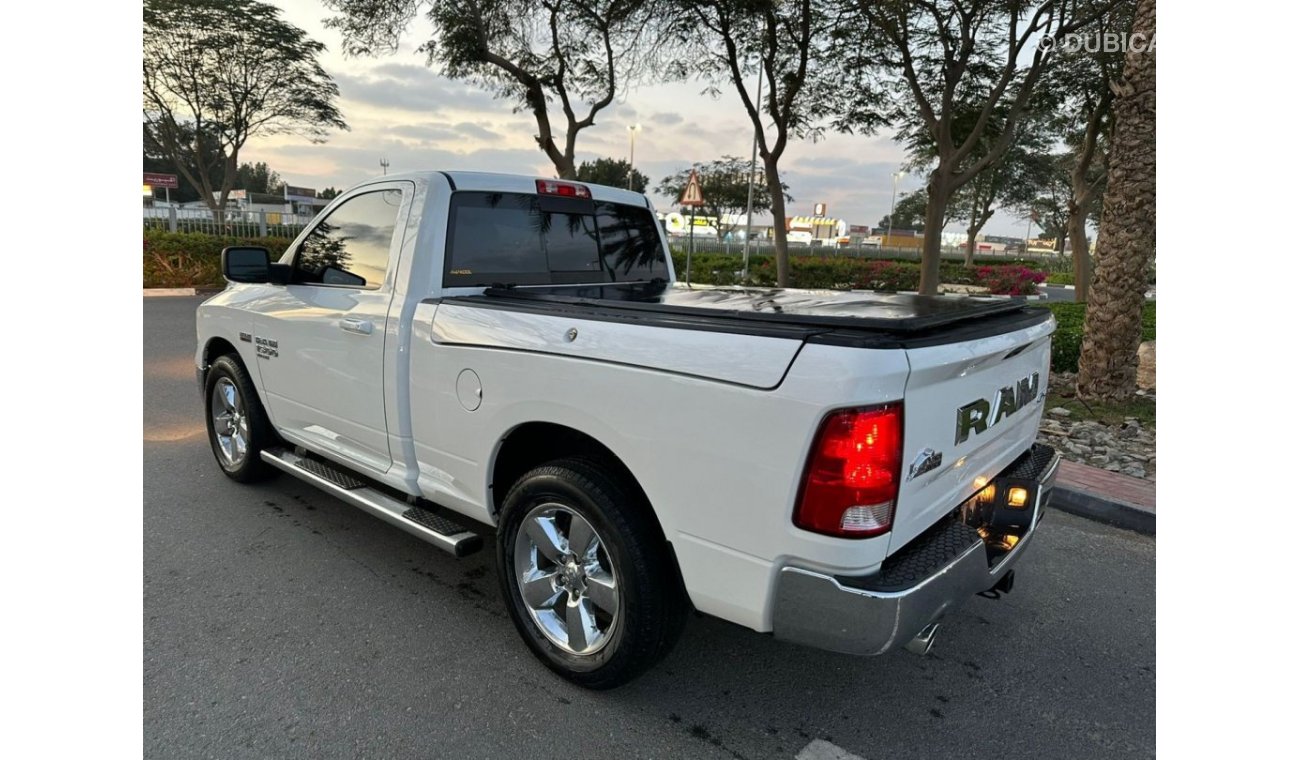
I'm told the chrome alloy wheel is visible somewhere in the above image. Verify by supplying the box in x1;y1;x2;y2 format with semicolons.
210;377;250;467
513;504;621;656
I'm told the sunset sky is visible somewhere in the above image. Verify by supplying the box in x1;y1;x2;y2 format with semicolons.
244;0;1035;237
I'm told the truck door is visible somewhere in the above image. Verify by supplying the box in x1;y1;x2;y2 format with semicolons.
251;181;413;474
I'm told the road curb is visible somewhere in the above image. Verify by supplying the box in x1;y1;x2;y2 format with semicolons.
1049;485;1155;535
1039;284;1156;300
144;287;222;297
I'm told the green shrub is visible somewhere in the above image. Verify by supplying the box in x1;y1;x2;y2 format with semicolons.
1033;301;1157;373
855;260;921;291
937;259;1050;285
1046;272;1074;285
969;265;1045;295
143;229;295;288
671;251;1048;294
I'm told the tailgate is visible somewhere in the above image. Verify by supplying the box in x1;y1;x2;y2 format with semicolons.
890;314;1056;551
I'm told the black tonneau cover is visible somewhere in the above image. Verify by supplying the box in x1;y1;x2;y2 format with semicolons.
459;282;1044;339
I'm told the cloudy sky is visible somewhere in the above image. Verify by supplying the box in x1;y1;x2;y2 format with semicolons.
244;0;1031;237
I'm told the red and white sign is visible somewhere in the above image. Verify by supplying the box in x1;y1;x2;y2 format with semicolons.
678;169;705;208
143;172;179;189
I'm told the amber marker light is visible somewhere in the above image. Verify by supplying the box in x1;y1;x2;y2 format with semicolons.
1007;487;1029;508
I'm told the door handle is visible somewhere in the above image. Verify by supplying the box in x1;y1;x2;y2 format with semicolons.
339;317;373;335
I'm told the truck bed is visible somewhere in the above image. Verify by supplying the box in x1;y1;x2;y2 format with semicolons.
442;282;1051;348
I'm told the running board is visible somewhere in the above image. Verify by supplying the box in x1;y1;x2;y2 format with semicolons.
260;448;483;558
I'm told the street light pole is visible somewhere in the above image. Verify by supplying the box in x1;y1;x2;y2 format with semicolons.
627;124;641;190
742;67;763;282
886;171;901;254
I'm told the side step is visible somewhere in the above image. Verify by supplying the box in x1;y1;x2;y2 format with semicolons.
260;448;483;558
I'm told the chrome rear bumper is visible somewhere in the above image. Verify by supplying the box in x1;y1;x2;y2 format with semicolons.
772;444;1059;656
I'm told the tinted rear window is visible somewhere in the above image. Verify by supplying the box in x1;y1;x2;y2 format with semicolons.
444;191;668;287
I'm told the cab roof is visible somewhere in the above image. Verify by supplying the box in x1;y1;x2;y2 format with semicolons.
356;170;653;209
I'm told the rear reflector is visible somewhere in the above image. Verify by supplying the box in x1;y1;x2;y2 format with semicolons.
794;404;903;538
535;179;592;199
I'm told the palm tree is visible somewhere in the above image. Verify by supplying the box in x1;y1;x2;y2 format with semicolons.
1076;0;1155;401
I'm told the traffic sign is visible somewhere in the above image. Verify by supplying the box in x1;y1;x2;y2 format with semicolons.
678;169;705;207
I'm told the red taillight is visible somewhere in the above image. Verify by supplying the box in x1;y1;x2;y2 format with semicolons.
794;404;903;538
535;179;592;199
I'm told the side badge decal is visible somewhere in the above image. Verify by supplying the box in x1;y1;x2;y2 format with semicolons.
907;448;943;481
254;336;279;360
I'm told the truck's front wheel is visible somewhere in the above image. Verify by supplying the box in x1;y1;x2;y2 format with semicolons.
497;459;686;689
203;354;277;483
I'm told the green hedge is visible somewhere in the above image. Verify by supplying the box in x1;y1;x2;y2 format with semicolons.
143;229;294;288
670;251;1045;294
1033;301;1157;373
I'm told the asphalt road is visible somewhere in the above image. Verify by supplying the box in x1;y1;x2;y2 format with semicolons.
145;295;1155;760
1037;285;1157;302
1039;285;1077;302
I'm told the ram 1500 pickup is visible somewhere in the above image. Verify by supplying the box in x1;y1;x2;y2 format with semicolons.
196;171;1058;689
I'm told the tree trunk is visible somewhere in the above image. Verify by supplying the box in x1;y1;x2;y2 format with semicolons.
213;152;238;226
189;126;222;222
1076;0;1156;402
964;192;980;266
765;155;791;287
555;154;576;180
919;170;951;295
1067;199;1092;301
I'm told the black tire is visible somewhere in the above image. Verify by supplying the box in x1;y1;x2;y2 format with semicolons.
496;458;687;689
203;353;278;483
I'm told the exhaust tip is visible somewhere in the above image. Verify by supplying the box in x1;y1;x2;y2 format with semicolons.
905;623;940;656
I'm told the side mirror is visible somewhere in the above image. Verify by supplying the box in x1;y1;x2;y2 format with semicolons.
221;246;272;283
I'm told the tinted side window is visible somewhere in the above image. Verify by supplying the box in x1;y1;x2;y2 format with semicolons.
444;192;667;287
293;189;404;289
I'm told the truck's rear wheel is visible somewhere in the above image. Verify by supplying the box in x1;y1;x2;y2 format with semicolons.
203;354;277;483
497;458;686;689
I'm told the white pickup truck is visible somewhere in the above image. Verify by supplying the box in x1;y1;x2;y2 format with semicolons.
196;171;1058;689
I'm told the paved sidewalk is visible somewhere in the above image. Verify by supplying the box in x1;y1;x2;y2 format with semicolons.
1050;458;1156;534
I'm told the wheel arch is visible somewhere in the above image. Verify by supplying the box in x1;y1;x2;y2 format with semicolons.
202;336;240;369
489;420;691;610
490;422;640;514
200;336;274;428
